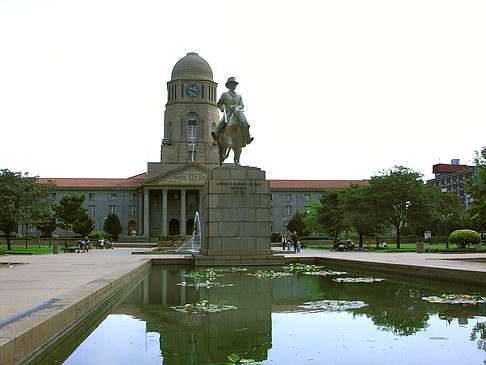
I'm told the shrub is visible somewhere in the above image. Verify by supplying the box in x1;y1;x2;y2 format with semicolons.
449;229;481;249
16;233;23;239
52;234;59;239
90;231;104;239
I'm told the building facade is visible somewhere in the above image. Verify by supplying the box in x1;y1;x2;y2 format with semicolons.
36;53;369;240
426;159;477;209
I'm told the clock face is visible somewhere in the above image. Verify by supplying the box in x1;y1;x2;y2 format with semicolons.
186;84;199;97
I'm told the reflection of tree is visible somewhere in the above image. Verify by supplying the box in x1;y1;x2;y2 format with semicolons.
470;322;486;351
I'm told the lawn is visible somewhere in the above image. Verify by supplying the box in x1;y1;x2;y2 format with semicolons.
0;244;56;255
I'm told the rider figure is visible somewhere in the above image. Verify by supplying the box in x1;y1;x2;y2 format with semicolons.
211;77;254;145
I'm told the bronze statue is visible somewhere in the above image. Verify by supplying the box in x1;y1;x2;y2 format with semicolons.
212;77;253;165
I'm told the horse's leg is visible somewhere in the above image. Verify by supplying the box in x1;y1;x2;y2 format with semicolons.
234;147;241;165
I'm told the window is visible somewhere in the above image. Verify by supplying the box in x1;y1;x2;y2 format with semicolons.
88;205;96;215
129;205;136;215
270;207;273;216
88;193;96;200
269;194;273;201
109;193;117;200
50;193;56;199
284;194;292;201
109;205;116;214
187;114;198;162
285;206;292;215
188;150;196;161
129;193;136;201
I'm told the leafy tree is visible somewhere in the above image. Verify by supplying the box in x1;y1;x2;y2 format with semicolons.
0;169;53;250
73;213;94;237
301;200;326;235
103;213;122;240
466;146;486;237
287;211;310;237
369;166;425;248
340;184;386;246
34;204;57;246
53;193;88;244
317;189;346;241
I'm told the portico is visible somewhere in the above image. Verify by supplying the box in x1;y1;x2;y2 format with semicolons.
141;164;209;238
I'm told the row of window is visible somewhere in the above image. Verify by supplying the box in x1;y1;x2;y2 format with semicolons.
270;205;310;216
87;205;137;216
270;193;312;202
49;193;138;201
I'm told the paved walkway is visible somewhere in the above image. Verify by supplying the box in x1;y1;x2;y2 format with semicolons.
0;248;485;322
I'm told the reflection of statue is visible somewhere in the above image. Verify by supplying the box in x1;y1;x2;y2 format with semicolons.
211;77;253;165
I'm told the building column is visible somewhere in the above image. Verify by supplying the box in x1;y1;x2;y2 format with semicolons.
181;189;186;235
138;192;143;236
162;189;168;235
143;190;149;238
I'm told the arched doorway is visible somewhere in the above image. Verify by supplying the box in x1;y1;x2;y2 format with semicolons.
128;220;137;236
169;219;180;235
186;218;194;236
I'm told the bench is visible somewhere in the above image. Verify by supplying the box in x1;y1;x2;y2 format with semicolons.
62;245;77;253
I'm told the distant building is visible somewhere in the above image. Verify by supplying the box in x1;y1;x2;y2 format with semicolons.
33;53;368;239
426;159;477;209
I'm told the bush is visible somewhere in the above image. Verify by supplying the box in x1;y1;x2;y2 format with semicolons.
16;233;22;239
449;229;481;249
52;234;59;239
90;231;104;239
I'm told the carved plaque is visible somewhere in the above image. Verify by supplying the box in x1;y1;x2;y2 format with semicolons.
162;169;208;184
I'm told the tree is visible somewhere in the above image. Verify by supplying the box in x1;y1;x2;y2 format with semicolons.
0;169;53;250
104;213;122;240
287;211;310;237
317;189;346;241
34;204;57;246
73;213;94;237
301;200;326;236
466;146;486;237
340;184;386;246
369;166;425;248
54;193;88;244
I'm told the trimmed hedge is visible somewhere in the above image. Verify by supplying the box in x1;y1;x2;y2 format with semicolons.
449;229;481;249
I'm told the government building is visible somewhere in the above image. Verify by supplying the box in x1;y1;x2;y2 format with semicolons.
38;53;368;240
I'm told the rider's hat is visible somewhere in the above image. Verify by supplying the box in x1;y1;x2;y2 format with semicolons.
225;77;239;88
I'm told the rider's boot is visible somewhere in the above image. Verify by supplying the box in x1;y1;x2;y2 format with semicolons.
211;131;218;141
247;136;254;144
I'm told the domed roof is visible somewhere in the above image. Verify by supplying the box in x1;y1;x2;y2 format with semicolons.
171;52;213;81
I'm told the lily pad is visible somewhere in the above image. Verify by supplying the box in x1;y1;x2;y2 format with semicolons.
283;263;324;272
298;299;368;312
333;277;385;283
302;270;347;276
212;267;248;272
171;300;238;314
177;281;234;288
184;269;224;280
422;294;486;305
247;270;293;279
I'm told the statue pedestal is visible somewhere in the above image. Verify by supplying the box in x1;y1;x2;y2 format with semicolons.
197;165;283;266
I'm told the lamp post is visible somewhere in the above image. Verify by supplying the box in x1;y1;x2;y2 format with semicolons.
441;188;449;249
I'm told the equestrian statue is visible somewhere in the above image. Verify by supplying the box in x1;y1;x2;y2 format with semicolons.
211;77;253;165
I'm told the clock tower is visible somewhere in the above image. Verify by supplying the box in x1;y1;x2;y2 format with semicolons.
155;52;220;174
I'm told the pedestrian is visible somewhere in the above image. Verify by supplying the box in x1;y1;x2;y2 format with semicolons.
282;236;286;251
83;236;90;252
292;231;299;252
297;242;301;253
382;241;388;249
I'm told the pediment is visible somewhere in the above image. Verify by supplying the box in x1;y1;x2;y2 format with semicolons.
143;164;210;187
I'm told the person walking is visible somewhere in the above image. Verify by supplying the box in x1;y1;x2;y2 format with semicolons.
292;231;299;252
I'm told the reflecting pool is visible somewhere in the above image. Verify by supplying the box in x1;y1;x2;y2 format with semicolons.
39;264;486;365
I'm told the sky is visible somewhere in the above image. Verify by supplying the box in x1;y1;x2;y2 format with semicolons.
1;0;485;181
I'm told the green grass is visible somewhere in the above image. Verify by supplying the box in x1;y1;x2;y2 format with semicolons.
0;244;56;255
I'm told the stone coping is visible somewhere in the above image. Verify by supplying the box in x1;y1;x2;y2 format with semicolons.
0;259;151;365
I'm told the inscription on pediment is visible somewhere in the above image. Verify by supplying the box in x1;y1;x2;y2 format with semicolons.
161;169;208;184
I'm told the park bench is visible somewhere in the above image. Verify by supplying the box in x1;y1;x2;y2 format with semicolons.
62;244;77;253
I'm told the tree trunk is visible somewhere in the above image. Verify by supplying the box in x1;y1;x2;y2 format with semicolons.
359;232;363;247
396;225;401;249
6;230;12;250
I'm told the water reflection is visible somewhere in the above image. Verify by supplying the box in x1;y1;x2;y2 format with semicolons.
41;265;486;364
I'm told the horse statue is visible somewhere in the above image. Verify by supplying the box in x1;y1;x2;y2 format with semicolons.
216;108;251;166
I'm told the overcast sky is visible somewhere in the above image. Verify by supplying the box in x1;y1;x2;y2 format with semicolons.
1;0;485;181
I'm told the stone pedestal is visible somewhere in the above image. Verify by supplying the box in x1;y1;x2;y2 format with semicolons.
197;165;283;266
